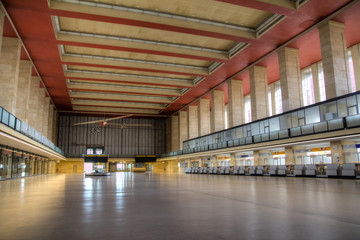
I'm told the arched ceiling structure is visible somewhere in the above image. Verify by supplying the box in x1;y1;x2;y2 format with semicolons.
2;0;360;117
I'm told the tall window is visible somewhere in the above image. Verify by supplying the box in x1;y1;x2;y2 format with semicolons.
244;95;251;123
274;82;282;114
301;67;315;106
268;86;273;116
318;62;326;101
348;49;357;92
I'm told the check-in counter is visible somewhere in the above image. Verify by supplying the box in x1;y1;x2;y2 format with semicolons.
326;164;340;177
185;167;192;174
278;165;287;176
219;167;226;175
268;165;278;176
225;166;231;175
233;166;240;175
342;163;356;177
256;166;264;175
249;166;257;175
213;167;219;174
199;167;207;174
315;164;328;177
305;164;316;176
191;167;199;174
239;166;247;175
294;165;305;176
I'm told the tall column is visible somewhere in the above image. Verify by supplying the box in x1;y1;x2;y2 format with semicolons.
350;44;360;91
42;96;50;137
0;37;21;114
52;110;58;145
0;10;5;55
165;118;172;153
187;105;198;139
311;63;321;103
278;47;302;111
330;141;344;164
270;83;276;115
212;155;217;167
198;98;210;136
170;115;179;151
48;104;54;141
253;150;259;166
210;90;225;132
319;20;350;99
15;60;32;122
36;87;45;133
28;77;40;131
178;110;188;150
285;147;294;165
228;79;244;127
249;66;268;121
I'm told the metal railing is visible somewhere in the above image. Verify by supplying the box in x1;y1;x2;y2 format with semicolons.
159;91;360;158
0;106;64;155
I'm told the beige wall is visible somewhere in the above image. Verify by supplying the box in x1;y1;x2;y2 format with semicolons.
56;160;84;173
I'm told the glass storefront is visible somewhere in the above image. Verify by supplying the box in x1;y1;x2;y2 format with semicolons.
0;152;12;180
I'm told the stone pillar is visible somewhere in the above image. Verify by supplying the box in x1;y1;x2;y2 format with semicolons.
165;118;172;153
330;141;343;164
187;105;198;139
198;98;210;136
48;104;54;141
319;20;350;99
210;90;225;132
42;96;50;137
278;47;302;111
0;37;21;115
228;79;244;127
230;153;235;166
170;115;179;152
36;87;45;133
15;60;32;122
253;150;259;166
53;110;58;145
350;44;360;91
212;155;217;167
0;10;5;55
178;111;188;150
311;63;321;103
270;83;276;115
249;66;268;121
27;77;40;131
285;147;294;165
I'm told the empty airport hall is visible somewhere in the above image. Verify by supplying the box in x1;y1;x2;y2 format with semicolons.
0;0;360;239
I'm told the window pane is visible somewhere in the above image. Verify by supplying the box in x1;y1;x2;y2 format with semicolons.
244;95;251;123
305;106;320;124
2;110;9;125
318;62;326;101
301;67;315;106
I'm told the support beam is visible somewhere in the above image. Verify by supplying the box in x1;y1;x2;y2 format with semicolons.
198;98;210;136
249;66;268;121
42;96;50;137
15;60;32;122
311;63;321;103
170;115;179;152
278;47;302;111
228;79;244;127
210;90;225;132
27;77;41;131
187;105;199;139
179;111;188;150
319;20;350;99
0;37;21;115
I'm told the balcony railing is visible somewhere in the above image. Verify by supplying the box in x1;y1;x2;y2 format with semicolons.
159;91;360;158
0;106;64;155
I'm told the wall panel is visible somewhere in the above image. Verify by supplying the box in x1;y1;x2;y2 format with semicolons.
58;115;166;157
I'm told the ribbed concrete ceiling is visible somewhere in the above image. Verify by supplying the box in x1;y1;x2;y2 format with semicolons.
2;0;359;117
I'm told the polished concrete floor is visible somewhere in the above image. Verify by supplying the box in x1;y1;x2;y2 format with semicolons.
0;173;360;240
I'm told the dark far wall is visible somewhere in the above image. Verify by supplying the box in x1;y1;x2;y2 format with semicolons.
57;115;166;158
